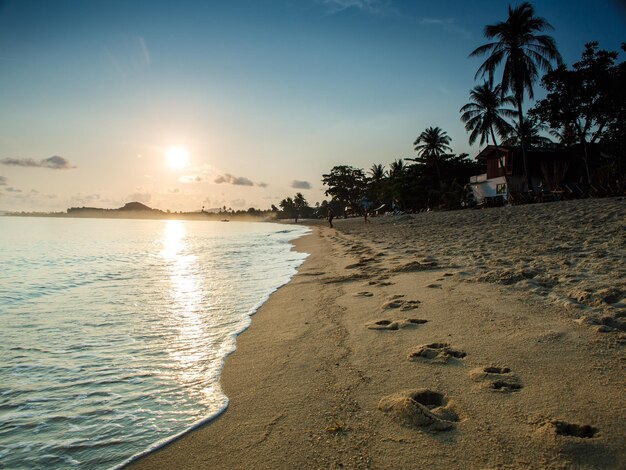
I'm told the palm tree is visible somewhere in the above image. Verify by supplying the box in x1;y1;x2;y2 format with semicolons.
387;159;407;210
460;82;515;147
470;1;562;190
388;159;406;178
412;126;452;180
502;119;553;147
549;123;577;147
289;193;307;223
460;82;516;188
368;163;386;201
369;163;386;181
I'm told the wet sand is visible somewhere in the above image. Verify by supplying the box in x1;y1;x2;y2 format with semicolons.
130;197;625;469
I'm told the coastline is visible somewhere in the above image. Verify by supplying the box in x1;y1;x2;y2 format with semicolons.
130;198;625;469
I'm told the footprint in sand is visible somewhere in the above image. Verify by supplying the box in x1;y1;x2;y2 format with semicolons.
367;319;428;330
384;298;421;311
469;366;523;392
391;260;439;273
538;419;599;439
378;388;460;432
354;291;374;297
407;343;466;362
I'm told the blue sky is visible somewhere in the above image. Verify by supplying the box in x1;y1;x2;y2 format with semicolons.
1;0;624;211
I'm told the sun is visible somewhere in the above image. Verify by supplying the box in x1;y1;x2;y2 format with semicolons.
165;146;189;170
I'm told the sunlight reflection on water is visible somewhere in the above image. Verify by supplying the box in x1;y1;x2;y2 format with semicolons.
161;221;210;402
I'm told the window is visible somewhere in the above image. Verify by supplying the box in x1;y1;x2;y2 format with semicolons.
497;155;512;173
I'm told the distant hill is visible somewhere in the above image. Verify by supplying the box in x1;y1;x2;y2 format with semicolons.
118;201;154;211
66;201;164;215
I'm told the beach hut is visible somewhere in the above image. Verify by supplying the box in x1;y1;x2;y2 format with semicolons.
468;145;577;205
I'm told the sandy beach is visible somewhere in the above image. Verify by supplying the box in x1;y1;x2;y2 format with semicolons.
130;197;625;469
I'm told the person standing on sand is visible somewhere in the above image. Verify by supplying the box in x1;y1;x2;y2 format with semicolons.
360;196;372;223
327;207;335;228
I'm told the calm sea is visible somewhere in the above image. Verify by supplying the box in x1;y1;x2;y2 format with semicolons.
0;217;309;469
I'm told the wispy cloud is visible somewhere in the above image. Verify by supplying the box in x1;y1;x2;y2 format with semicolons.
103;34;151;78
68;193;101;205
257;182;268;188
321;0;393;15
5;187;22;193
214;173;255;186
0;155;76;169
419;17;453;25
138;37;151;66
179;175;203;183
291;180;312;190
418;17;471;39
0;176;6;186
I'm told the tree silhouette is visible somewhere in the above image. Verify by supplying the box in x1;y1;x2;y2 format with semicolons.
412;126;452;181
460;82;515;147
470;1;562;190
368;163;387;201
294;192;307;214
501;118;553;147
322;165;367;216
549;124;577;147
531;42;622;182
369;163;386;182
388;159;405;178
460;82;516;188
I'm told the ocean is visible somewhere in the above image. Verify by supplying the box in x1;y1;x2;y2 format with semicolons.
0;216;309;469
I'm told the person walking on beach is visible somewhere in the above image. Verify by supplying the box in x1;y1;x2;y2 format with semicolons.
327;207;335;228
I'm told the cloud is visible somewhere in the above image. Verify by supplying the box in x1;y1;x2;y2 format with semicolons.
418;17;471;39
178;175;203;183
322;0;392;15
257;182;268;188
419;17;454;25
103;34;151;78
5;187;22;193
0;176;6;186
214;173;254;186
168;188;180;193
68;193;102;206
291;180;312;190
231;198;247;208
0;155;75;169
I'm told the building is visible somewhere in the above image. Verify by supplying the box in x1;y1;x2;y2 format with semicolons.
468;145;578;204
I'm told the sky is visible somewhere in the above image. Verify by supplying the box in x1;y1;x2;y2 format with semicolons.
0;0;624;212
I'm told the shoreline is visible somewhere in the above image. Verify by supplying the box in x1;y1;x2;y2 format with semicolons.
130;198;625;469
